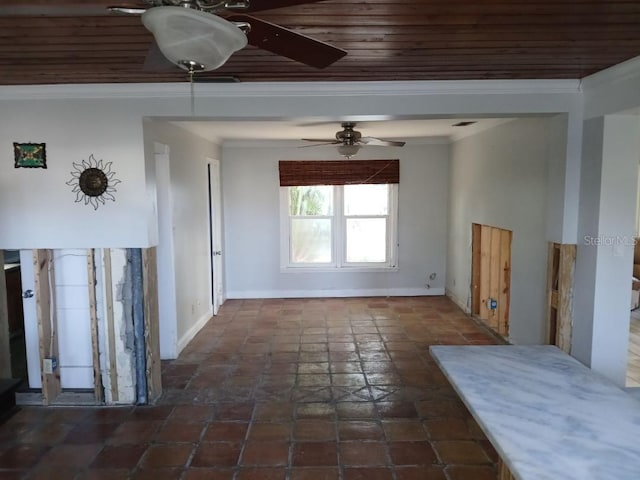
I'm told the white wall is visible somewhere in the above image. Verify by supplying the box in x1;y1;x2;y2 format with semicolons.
446;118;562;344
143;121;220;355
0;99;156;249
222;142;449;298
573;115;640;384
0;80;581;252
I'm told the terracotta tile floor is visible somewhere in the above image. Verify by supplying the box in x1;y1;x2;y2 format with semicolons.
0;296;500;479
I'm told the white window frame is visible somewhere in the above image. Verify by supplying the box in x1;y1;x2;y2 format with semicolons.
280;184;398;272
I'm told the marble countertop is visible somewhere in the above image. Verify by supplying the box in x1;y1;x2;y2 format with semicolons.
430;345;640;480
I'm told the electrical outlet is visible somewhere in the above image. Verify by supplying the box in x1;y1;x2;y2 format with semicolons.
43;357;57;375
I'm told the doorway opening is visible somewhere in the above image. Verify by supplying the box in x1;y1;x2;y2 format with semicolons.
471;223;512;337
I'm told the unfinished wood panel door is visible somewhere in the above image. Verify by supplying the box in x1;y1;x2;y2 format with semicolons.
546;243;576;353
471;224;512;337
33;249;60;405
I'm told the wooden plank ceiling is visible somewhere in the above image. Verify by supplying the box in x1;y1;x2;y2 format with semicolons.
1;0;640;85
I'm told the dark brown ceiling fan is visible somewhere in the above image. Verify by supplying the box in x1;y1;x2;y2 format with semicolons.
0;0;346;73
301;122;406;158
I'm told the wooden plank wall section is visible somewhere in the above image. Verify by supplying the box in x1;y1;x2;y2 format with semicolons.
142;247;162;403
547;243;576;353
471;223;481;316
488;228;502;331
478;225;492;320
33;249;61;405
103;248;119;403
471;223;512;338
86;249;103;403
546;243;557;345
498;230;512;336
0;251;11;378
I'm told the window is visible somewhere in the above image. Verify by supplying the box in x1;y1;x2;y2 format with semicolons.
281;183;398;270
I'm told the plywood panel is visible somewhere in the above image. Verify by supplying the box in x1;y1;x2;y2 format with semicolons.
0;251;11;378
142;247;162;403
86;249;103;403
472;224;512;337
488;228;502;329
103;248;118;403
546;242;556;344
33;249;60;405
557;244;577;353
546;243;576;353
471;223;482;315
479;225;492;320
498;229;512;336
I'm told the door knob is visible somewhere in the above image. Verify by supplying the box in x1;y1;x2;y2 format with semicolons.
23;289;34;298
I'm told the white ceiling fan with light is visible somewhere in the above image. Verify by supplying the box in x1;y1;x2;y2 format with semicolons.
107;0;347;73
301;122;406;158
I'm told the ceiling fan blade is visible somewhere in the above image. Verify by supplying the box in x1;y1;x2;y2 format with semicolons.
227;14;346;69
299;142;339;148
108;5;147;15
360;137;406;147
301;138;338;143
238;0;328;13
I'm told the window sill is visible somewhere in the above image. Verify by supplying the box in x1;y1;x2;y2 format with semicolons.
280;266;399;274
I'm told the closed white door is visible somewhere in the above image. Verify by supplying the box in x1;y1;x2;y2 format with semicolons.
208;160;224;314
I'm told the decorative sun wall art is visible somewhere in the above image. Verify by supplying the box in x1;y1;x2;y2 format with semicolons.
14;142;47;168
66;154;121;210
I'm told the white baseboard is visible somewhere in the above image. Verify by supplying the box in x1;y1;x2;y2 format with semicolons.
445;288;470;313
177;309;213;355
226;287;445;299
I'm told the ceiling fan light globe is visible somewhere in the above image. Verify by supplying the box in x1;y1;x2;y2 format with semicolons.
337;144;361;158
142;6;247;72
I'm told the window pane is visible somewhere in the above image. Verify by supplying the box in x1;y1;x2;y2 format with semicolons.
344;184;388;215
291;218;332;263
346;218;387;263
289;186;333;216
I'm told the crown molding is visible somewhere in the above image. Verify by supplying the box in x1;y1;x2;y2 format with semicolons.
0;79;582;101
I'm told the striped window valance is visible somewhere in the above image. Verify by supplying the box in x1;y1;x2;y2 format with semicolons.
278;159;399;186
